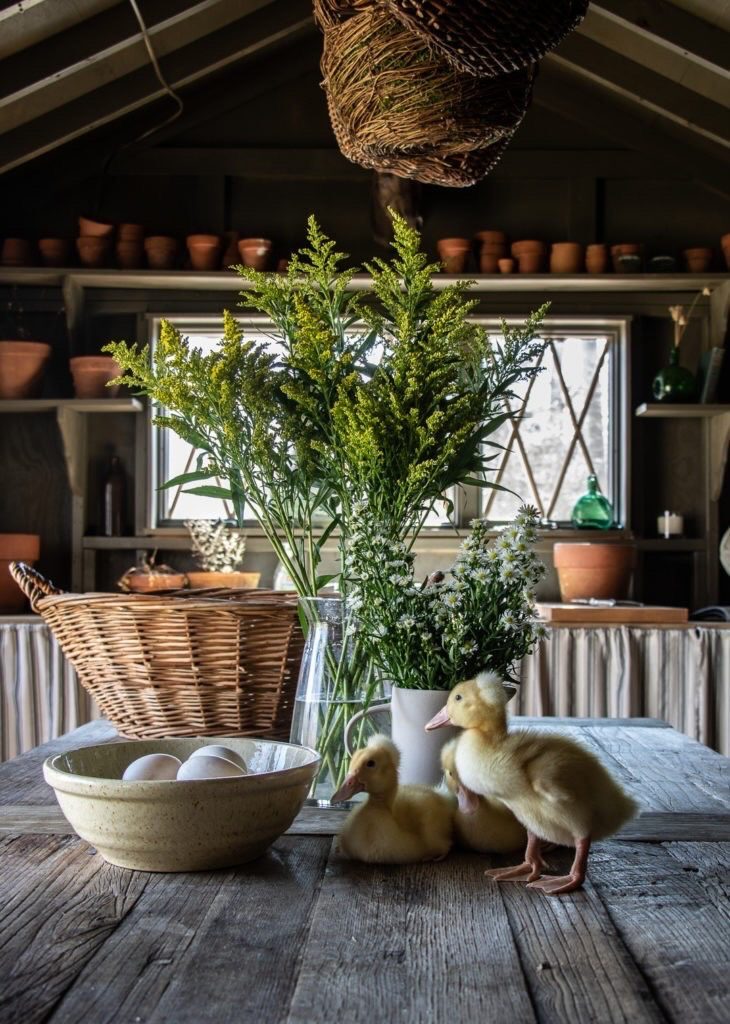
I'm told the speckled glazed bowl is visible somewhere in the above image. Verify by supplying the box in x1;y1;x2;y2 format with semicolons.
44;738;320;872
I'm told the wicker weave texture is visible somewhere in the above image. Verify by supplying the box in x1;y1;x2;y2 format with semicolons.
11;563;304;742
384;0;589;77
321;8;532;159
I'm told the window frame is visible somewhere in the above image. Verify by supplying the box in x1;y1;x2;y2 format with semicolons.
144;313;631;535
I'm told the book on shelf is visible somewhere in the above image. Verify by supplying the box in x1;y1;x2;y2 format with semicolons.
697;347;725;403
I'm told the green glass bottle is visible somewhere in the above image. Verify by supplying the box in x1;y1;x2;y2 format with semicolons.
571;474;614;529
652;347;697;403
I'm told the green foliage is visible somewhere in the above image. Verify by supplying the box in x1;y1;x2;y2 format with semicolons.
104;211;546;601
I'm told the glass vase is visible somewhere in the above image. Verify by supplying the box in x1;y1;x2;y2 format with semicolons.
289;596;386;802
652;348;697;402
571;474;614;529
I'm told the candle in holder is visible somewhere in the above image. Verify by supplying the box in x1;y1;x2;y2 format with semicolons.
657;510;684;538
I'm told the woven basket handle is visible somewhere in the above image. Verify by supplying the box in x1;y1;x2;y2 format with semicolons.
9;562;63;611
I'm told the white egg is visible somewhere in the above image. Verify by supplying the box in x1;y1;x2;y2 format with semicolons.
189;745;248;773
122;753;182;781
176;754;245;781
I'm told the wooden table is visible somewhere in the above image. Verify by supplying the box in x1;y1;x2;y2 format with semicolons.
1;718;728;1024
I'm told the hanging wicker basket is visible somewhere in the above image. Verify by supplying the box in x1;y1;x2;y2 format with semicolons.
321;7;533;159
383;0;589;77
11;562;305;742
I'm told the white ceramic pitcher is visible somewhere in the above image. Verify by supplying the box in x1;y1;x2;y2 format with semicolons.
344;686;458;787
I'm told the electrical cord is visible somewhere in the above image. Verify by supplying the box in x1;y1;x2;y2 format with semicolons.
125;0;184;143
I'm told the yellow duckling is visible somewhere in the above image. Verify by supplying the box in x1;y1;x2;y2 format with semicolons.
330;735;453;864
426;672;638;895
440;738;526;854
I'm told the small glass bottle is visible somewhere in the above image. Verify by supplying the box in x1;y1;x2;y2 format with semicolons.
102;454;126;536
652;347;697;403
571;474;614;529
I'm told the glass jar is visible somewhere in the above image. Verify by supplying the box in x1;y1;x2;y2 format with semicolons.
571;474;614;529
289;596;386;802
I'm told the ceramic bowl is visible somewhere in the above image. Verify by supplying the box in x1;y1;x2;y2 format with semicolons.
44;737;320;872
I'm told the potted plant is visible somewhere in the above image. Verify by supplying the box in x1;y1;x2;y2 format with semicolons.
185;519;260;589
343;507;546;784
105;213;546;798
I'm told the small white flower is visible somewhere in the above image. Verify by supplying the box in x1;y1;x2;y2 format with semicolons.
441;591;461;609
420;632;431;643
398;615;416;630
501;611;517;630
473;568;489;583
500;565;517;582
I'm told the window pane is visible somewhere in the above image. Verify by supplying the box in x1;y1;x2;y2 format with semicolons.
483;334;616;524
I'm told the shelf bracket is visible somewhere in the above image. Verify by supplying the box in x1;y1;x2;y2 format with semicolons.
709;412;730;502
56;406;87;592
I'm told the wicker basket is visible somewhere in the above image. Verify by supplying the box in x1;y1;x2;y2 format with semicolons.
11;562;305;742
321;7;533;160
384;0;589;77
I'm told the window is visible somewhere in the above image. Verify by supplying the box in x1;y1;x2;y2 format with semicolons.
480;322;628;526
148;317;628;531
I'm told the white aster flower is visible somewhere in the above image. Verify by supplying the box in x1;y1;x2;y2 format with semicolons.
501;611;517;630
441;591;462;609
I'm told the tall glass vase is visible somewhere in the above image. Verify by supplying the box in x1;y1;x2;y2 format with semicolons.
289;596;386;802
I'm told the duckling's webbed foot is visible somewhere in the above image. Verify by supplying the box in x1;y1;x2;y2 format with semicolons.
527;835;590;897
485;831;545;884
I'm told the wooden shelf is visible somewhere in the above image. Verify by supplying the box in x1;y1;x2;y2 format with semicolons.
637;539;706;551
0;398;143;413
635;403;730;418
0;266;727;294
0;614;41;624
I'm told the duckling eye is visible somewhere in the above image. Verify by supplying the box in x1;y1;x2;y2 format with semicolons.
365;759;376;768
454;694;463;702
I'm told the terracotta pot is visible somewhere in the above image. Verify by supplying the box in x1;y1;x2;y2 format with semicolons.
76;237;111;268
0;534;40;612
277;258;289;273
683;247;712;273
69;356;122;398
118;223;144;242
144;236;179;270
498;258;515;274
550;242;583;274
120;571;187;593
1;238;32;266
187;235;221;271
585;244;609;274
38;238;70;267
0;341;51;399
474;230;507;246
78;216;114;239
554;542;636;602
511;240;547;256
237;238;273;271
115;241;144;269
610;243;641;272
186;571;261;590
437;238;470;274
479;253;500;273
516;251;545;274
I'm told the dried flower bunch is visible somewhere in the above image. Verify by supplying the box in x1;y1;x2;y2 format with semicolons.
346;505;546;688
669;286;711;348
185;520;246;573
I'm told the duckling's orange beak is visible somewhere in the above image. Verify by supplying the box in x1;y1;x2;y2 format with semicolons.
330;773;364;804
425;705;451;731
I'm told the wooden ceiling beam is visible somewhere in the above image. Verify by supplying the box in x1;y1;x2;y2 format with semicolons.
535;62;730;199
588;0;729;75
0;0;315;175
548;34;729;151
581;3;729;105
0;0;277;132
0;0;119;63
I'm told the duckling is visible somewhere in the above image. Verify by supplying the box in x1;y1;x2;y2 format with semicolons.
330;735;453;864
426;672;638;895
440;739;526;854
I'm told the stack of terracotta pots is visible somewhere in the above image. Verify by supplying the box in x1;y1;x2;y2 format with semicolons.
475;230;509;273
511;239;547;273
237;238;273;271
610;243;642;272
585;244;609;273
76;216;115;268
144;236;179;270
115;224;144;269
1;238;33;266
683;247;712;273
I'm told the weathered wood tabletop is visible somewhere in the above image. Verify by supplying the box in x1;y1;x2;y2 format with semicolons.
1;717;728;1024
